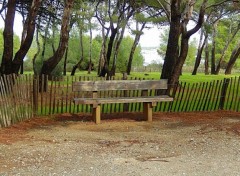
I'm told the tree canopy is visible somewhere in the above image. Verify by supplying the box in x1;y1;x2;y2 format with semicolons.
0;0;239;84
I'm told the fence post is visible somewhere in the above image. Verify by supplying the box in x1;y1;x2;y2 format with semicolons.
33;75;38;115
122;73;128;112
219;78;230;110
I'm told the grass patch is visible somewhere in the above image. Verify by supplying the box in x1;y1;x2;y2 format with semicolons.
127;72;240;83
25;71;240;83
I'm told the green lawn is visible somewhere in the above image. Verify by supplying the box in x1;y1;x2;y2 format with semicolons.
127;72;240;83
24;71;240;83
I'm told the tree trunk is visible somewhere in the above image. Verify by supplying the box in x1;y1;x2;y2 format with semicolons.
211;22;218;74
163;0;207;87
127;23;145;75
99;26;118;78
88;19;93;74
126;34;140;75
96;0;133;78
98;47;104;76
12;0;42;74
111;26;126;76
41;0;73;76
192;30;207;75
107;27;118;76
0;0;16;75
160;0;181;81
71;59;84;76
63;45;68;76
97;0;108;76
33;25;40;75
110;7;134;76
204;40;209;75
225;41;240;75
171;34;189;86
98;26;109;76
19;11;26;75
41;16;52;62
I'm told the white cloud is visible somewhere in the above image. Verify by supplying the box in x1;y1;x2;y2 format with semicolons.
140;26;161;48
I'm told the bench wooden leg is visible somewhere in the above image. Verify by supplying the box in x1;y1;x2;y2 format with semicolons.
143;102;152;122
92;105;101;124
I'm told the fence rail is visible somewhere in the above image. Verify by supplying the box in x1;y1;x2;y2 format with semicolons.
0;74;239;128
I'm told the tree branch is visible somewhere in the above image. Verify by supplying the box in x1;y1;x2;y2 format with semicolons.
187;0;207;38
95;1;109;30
156;0;170;22
206;0;232;9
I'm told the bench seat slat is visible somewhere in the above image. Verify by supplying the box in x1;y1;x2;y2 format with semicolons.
73;95;173;105
72;79;168;91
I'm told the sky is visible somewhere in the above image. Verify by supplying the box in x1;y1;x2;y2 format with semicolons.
139;26;161;48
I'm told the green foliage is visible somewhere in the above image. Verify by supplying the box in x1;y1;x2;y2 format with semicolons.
185;38;198;66
0;29;3;60
132;45;144;67
158;27;198;66
115;36;144;72
13;34;21;54
203;22;212;34
0;28;21;62
214;17;240;66
24;29;144;76
157;28;169;59
135;13;146;23
25;30;61;75
67;33;101;71
141;0;163;8
23;58;33;71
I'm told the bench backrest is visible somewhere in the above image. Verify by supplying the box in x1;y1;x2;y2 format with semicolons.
72;79;168;92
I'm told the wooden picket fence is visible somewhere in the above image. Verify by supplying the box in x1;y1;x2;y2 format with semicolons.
0;74;240;128
0;74;33;127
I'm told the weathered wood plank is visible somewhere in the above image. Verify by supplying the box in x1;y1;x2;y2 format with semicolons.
73;80;168;91
74;95;173;105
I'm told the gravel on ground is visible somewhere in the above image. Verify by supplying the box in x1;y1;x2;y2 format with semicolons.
0;111;240;176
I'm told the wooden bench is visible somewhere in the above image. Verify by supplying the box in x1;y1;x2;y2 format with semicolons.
72;79;173;124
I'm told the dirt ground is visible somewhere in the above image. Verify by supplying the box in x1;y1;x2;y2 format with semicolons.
0;111;240;175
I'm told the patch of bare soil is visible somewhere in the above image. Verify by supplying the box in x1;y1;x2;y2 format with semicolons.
0;111;240;175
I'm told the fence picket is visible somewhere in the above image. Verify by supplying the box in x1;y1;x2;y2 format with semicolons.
229;77;237;110
0;76;10;127
176;82;187;112
205;81;214;111
214;80;223;110
200;82;209;111
234;77;240;111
